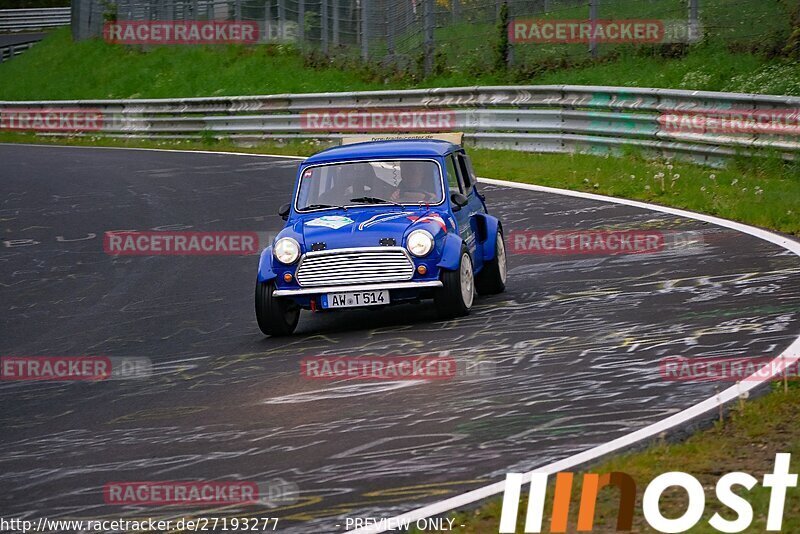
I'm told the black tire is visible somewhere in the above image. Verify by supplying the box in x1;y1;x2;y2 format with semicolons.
255;280;300;336
434;246;474;319
475;229;507;295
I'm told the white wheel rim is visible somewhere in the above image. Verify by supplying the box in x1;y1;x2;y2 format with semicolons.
460;252;474;308
497;233;507;284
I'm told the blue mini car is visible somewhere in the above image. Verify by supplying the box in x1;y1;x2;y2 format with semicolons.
255;139;506;336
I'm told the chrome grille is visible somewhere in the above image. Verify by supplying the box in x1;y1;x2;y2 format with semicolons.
296;247;414;287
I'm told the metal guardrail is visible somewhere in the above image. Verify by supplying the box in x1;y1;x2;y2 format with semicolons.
0;39;38;62
0;7;70;33
1;85;798;166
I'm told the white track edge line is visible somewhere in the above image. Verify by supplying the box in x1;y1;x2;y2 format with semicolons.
349;177;800;534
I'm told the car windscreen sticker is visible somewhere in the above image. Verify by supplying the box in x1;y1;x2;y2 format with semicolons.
306;215;355;229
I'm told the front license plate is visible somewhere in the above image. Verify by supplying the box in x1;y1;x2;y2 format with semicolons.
323;290;389;309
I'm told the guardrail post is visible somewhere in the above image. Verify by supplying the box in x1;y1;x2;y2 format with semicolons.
452;0;459;23
589;0;598;59
423;0;434;75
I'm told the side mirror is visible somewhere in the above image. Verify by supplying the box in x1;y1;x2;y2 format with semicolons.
278;203;291;221
450;192;469;211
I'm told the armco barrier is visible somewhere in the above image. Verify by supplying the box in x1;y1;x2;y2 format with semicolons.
1;85;798;165
0;40;38;62
0;7;70;33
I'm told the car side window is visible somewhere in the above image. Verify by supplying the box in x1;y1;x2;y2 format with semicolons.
446;155;461;193
456;152;476;191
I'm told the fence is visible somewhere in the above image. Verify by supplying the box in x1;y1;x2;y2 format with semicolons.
70;0;795;75
1;85;798;166
0;7;70;32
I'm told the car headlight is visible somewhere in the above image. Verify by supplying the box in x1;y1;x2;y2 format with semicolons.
406;230;434;257
273;237;301;264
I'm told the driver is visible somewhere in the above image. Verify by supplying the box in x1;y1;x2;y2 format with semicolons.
390;162;438;203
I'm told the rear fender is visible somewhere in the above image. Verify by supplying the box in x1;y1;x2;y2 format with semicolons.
476;214;501;262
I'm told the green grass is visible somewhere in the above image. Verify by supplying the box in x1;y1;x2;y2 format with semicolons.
469;148;800;236
1;26;799;100
0;29;391;100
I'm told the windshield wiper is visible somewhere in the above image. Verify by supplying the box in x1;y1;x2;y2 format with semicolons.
349;196;402;208
303;203;347;210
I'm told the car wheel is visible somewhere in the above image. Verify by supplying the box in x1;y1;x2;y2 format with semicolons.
434;246;474;318
255;280;300;336
476;229;507;295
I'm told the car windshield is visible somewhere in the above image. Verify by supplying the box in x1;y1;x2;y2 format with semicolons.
296;160;443;211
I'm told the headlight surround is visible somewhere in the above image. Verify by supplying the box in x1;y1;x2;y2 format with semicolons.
273;237;301;264
406;229;434;257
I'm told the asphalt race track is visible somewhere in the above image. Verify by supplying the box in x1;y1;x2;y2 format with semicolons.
2;144;800;532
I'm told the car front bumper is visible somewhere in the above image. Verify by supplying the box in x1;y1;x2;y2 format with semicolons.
272;280;443;297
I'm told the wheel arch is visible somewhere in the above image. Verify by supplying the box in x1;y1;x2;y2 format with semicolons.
436;234;465;271
475;214;502;262
257;247;278;283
